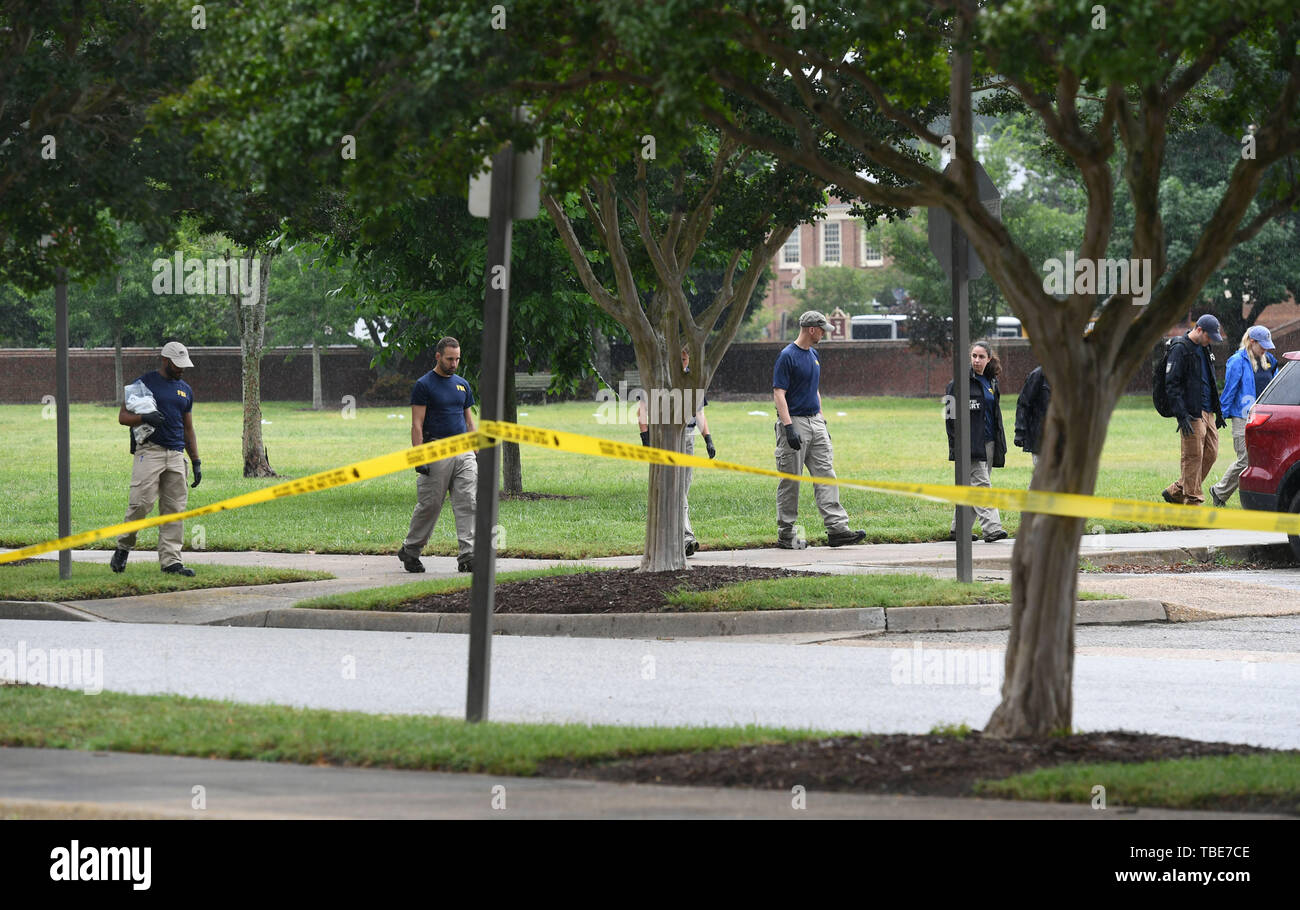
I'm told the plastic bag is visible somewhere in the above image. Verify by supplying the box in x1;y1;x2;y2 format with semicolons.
124;380;158;445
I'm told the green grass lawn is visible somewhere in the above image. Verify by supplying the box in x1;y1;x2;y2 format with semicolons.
1;395;1193;558
665;574;1121;612
975;754;1300;812
0;560;331;601
0;686;832;776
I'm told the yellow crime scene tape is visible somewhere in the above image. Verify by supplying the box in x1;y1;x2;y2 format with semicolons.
2;419;1298;565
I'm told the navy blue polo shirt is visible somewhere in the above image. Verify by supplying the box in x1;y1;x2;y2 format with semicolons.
412;370;475;441
134;371;193;451
773;343;821;416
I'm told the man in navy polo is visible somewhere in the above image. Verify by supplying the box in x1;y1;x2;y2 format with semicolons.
772;311;865;549
110;341;202;575
398;336;478;573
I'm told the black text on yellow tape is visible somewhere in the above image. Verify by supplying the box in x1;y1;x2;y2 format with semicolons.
0;432;492;565
480;420;1300;537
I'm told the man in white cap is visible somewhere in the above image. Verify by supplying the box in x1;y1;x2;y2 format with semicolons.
1209;324;1279;506
771;310;865;549
110;341;202;576
1161;314;1226;506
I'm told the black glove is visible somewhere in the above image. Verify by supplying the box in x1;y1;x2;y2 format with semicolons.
703;434;716;459
1013;434;1024;448
1176;415;1195;437
783;423;802;450
189;459;202;488
640;430;650;446
1215;415;1227;430
415;463;431;475
140;410;166;429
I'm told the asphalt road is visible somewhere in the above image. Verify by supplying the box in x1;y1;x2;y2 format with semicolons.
3;616;1297;748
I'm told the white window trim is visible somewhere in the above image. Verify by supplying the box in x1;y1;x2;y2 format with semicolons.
779;229;802;270
860;220;884;266
820;220;842;266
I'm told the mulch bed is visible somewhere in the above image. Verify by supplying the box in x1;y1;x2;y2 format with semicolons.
392;566;804;614
539;731;1296;814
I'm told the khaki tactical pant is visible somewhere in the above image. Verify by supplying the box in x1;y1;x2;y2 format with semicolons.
1164;410;1220;505
775;414;850;542
1209;416;1248;504
403;452;477;560
117;444;189;567
951;442;1004;536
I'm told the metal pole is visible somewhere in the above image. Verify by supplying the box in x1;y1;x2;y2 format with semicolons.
466;145;514;723
55;269;72;580
952;236;972;582
951;32;973;583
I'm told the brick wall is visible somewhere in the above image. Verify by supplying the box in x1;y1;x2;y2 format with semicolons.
617;318;1300;400
0;346;381;404
8;319;1298;404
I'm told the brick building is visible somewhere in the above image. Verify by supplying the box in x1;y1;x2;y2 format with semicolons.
762;198;889;340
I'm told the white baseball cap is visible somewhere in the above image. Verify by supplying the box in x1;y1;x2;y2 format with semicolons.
161;341;194;368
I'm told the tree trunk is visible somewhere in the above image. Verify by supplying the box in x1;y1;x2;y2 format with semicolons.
641;419;688;572
638;348;688;572
311;339;323;410
985;381;1111;737
502;368;523;494
234;251;277;478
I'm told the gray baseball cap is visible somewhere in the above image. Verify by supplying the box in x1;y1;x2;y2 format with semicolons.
798;310;833;331
1247;324;1275;350
161;341;194;368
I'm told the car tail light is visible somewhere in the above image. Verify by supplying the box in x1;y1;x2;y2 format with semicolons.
1246;410;1272;429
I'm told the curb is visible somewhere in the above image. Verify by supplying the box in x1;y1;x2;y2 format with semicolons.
904;542;1297;570
0;600;102;622
208;598;1167;638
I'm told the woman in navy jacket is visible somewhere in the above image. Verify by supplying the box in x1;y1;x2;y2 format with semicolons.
945;340;1009;542
1209;325;1278;506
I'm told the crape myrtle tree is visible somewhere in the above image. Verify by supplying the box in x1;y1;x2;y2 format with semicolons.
557;0;1300;735
542;123;829;570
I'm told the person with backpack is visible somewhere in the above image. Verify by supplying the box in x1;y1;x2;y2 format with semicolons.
1209;325;1279;506
1014;365;1051;467
1159;314;1226;506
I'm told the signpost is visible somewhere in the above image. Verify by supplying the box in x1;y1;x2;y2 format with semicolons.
928;50;1000;583
55;269;71;580
465;132;542;723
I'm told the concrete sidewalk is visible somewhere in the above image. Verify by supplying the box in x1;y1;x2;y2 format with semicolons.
0;747;1278;820
3;529;1296;636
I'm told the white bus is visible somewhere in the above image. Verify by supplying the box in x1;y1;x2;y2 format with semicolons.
850;314;908;340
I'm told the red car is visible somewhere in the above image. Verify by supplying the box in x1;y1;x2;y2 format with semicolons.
1241;350;1300;559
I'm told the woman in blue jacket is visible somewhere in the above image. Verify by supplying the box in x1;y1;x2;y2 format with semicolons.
1210;325;1278;506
